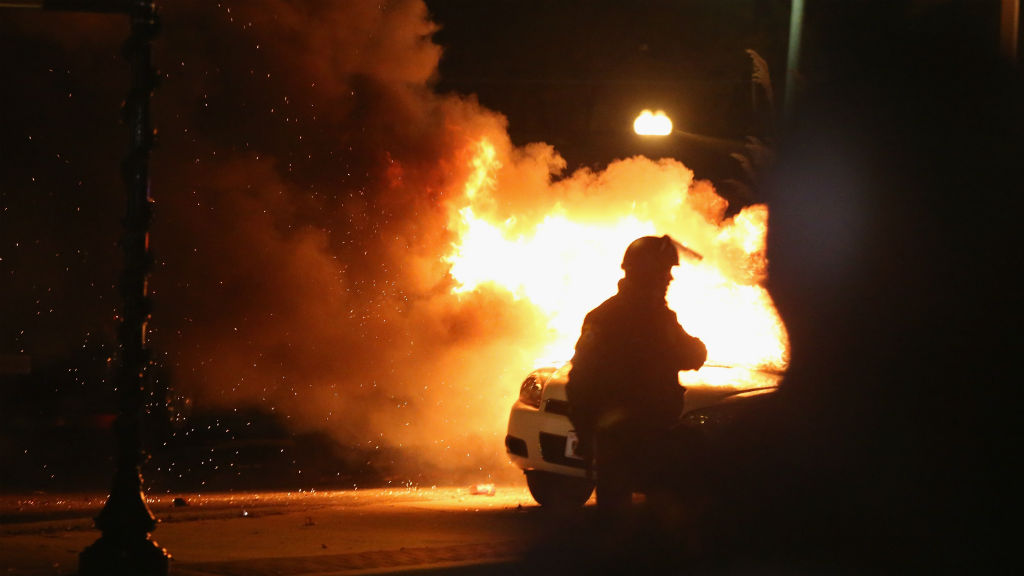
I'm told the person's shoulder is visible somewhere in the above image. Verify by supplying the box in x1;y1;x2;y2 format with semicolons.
659;304;680;322
586;294;624;321
657;304;688;331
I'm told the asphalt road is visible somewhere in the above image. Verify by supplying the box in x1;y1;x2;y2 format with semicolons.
0;485;648;576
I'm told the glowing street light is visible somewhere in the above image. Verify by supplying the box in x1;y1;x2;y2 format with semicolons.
633;109;674;136
633;108;749;151
632;107;773;206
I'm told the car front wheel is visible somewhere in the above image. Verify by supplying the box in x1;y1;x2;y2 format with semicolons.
525;470;594;508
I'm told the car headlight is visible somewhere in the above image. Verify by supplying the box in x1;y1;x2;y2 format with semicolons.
518;373;544;408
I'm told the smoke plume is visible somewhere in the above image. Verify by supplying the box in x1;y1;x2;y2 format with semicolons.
1;1;776;485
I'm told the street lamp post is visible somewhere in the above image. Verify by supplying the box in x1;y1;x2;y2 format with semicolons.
633;109;748;150
632;109;771;210
80;3;168;575
1;2;167;574
785;0;805;127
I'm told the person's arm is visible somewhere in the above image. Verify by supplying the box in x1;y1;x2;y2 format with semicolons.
666;311;706;371
676;328;707;371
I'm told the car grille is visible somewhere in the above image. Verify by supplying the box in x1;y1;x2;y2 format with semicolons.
544;399;570;416
538;432;586;469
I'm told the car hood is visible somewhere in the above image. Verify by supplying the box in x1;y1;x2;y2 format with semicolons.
537;362;781;413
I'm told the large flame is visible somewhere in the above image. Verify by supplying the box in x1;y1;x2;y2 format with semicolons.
445;139;789;384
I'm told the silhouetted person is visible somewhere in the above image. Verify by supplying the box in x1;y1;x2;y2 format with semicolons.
566;235;706;516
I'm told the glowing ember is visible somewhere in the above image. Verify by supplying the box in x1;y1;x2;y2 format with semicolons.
633;109;674;136
445;139;789;378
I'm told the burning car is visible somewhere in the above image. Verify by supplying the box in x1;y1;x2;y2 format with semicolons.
505;362;779;508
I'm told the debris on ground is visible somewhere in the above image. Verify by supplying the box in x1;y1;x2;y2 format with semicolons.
469;483;495;496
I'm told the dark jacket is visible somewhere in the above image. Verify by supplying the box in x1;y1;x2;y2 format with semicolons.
566;277;706;443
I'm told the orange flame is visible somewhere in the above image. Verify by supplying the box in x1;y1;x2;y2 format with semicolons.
445;139;789;383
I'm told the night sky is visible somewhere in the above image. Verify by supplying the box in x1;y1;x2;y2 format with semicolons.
1;1;1021;568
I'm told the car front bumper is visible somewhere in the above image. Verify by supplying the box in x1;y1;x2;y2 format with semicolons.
505;400;588;479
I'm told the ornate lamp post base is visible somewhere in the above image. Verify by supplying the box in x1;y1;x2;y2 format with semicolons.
80;462;169;575
80;536;169;576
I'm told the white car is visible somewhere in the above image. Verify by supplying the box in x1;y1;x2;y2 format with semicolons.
505;362;779;507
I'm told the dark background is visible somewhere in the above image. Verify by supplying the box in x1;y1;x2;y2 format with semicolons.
1;1;1021;571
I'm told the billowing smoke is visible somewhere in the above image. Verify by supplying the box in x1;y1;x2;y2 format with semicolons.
1;1;777;485
145;1;539;483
